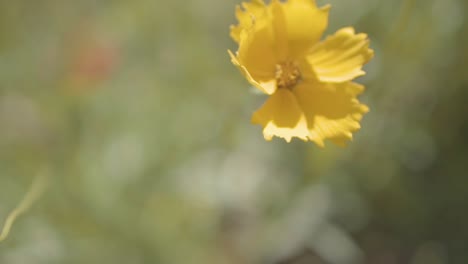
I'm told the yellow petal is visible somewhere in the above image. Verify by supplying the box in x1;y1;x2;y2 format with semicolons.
274;0;330;59
293;81;369;147
230;0;267;43
236;14;278;86
251;88;309;142
229;50;276;95
307;27;374;83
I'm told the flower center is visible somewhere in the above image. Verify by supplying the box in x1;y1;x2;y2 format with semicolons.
275;61;301;89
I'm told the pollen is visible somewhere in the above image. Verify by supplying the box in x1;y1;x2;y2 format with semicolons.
275;61;301;89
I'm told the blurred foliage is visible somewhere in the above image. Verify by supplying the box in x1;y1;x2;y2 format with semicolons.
0;0;467;263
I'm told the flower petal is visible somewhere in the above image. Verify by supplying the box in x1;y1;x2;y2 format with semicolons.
236;14;278;86
307;27;374;83
229;50;276;95
230;0;267;43
293;81;369;147
252;88;309;142
273;0;330;59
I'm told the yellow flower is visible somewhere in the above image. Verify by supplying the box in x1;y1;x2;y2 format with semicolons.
229;0;373;146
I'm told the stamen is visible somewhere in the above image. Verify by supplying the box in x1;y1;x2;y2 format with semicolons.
275;61;301;89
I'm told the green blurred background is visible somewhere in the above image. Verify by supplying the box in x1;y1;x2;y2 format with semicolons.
0;0;467;263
